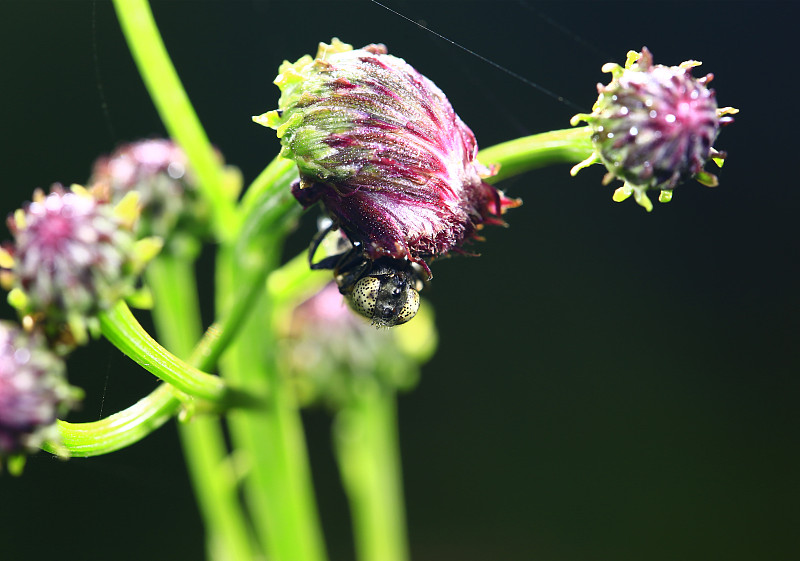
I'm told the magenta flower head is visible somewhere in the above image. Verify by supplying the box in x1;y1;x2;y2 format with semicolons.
89;139;212;240
253;39;519;326
1;184;159;345
571;48;738;211
0;321;81;459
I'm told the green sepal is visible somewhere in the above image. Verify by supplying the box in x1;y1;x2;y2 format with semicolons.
7;287;28;311
126;286;154;309
695;171;719;187
5;454;27;476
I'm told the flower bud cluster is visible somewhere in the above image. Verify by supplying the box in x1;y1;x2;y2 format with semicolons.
1;136;224;463
0;178;162;463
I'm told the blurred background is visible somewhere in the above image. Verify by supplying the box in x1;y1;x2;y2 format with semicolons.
1;1;797;560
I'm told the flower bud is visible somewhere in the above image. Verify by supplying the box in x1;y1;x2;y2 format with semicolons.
89;139;212;240
279;282;435;407
0;321;80;457
2;184;155;344
571;48;738;211
254;39;519;268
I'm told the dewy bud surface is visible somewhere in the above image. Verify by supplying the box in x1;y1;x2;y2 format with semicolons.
572;48;737;211
254;39;519;267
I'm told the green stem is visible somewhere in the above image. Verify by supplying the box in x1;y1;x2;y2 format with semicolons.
237;157;298;233
112;0;237;240
46;383;179;457
265;250;330;329
98;301;226;403
50;245;317;459
178;416;254;561
334;382;408;561
477;127;594;183
146;245;203;356
190;158;299;372
218;243;328;561
192;148;326;560
147;255;257;561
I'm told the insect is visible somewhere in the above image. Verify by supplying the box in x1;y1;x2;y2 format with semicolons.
308;220;427;328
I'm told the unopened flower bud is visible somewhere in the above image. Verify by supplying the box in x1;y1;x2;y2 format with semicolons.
89;139;212;240
0;321;80;457
571;48;737;211
279;282;434;406
254;39;519;326
2;185;156;344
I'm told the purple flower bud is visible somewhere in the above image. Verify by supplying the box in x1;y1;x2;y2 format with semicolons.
3;185;140;337
254;39;519;325
290;281;364;334
571;48;737;211
0;321;80;455
280;282;430;405
89;139;211;239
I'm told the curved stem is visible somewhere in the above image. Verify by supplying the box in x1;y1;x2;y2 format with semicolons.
112;0;238;240
51;177;306;460
45;383;180;457
99;301;226;402
477;127;594;183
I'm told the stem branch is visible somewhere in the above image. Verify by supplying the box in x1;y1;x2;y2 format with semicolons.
335;382;409;561
46;383;179;457
147;255;257;561
478;127;594;183
99;301;226;403
112;0;237;240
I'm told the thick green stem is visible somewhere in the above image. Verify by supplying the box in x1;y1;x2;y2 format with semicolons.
112;0;237;240
218;243;328;561
477;127;594;183
146;256;257;561
178;416;255;561
191;158;300;372
334;382;409;561
212;155;326;561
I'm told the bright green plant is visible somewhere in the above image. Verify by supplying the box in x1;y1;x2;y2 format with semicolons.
0;2;735;560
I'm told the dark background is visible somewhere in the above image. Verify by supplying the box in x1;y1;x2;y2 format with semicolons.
1;1;797;560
